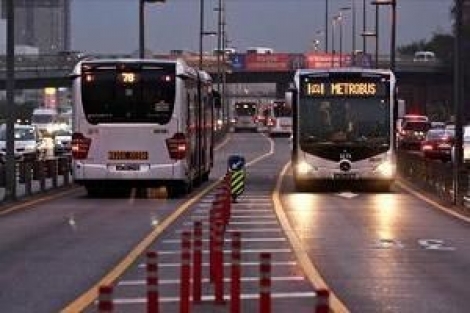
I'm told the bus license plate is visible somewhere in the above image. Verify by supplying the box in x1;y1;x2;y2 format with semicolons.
333;173;356;180
115;164;140;171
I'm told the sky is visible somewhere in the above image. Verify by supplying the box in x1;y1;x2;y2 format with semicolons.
2;0;455;56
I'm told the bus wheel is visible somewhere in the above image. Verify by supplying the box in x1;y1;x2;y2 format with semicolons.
85;185;104;198
167;181;192;198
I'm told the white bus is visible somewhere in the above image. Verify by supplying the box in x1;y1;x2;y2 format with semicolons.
232;101;259;132
70;58;215;197
289;68;396;191
266;100;292;137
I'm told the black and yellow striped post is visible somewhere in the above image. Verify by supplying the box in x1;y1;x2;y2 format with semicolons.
227;155;246;202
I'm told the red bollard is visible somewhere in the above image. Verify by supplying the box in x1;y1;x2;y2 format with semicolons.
98;285;114;313
146;251;159;313
214;220;225;304
192;221;203;304
230;232;241;313
315;288;330;313
180;231;191;313
259;253;271;313
214;193;228;227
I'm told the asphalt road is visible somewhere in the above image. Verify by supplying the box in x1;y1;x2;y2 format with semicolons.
1;132;470;313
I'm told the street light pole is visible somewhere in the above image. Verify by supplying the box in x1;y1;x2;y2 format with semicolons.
5;0;16;200
199;0;204;70
453;0;464;205
325;0;329;53
362;0;367;53
139;0;145;58
352;0;357;53
139;0;165;59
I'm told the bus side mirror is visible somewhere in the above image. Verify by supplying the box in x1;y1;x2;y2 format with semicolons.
212;91;221;109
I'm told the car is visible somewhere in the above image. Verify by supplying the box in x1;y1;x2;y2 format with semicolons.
53;128;72;155
0;124;46;162
462;125;470;163
421;128;454;162
430;121;446;129
397;119;431;150
396;114;429;134
413;51;436;62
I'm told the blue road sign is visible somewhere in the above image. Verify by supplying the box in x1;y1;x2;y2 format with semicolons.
228;155;245;171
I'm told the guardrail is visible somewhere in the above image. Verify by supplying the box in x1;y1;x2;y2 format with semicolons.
397;150;469;206
0;155;73;203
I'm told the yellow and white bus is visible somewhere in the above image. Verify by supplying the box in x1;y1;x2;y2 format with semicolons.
289;68;396;191
70;58;215;197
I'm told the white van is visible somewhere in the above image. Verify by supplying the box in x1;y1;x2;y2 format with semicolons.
413;51;436;62
246;47;274;54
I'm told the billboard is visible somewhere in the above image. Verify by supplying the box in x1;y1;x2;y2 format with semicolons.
305;53;352;69
245;53;290;72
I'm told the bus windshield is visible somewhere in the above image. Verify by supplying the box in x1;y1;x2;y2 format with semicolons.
299;97;390;144
81;63;176;125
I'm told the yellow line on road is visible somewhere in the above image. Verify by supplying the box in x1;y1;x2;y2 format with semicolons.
0;186;80;216
273;162;350;313
62;133;274;312
60;180;220;313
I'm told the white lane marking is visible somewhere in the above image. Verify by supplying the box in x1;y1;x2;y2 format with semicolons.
137;261;297;268
418;239;455;251
111;292;316;304
371;238;405;249
190;214;276;219
156;248;291;255
183;220;278;226
174;228;282;233
337;192;359;199
119;276;305;286
195;209;272;213
162;237;286;244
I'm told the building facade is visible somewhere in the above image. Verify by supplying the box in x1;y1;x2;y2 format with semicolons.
1;0;70;54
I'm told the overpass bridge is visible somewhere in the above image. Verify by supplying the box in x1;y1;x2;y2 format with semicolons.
0;52;453;116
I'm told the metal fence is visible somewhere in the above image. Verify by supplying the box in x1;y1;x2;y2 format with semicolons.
0;155;72;203
397;150;469;206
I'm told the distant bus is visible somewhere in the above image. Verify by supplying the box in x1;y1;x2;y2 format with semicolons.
70;58;215;197
232;102;258;132
246;47;274;54
289;67;396;191
213;48;237;55
267;100;292;137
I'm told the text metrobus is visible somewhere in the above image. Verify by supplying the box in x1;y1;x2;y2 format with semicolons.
289;68;396;191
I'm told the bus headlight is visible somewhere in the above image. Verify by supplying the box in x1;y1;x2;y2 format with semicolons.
375;161;395;178
296;161;314;175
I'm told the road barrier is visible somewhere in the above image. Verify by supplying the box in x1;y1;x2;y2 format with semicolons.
259;252;272;313
146;251;159;313
98;285;114;313
192;221;203;304
314;289;330;313
180;231;191;313
230;231;241;313
0;156;72;204
213;220;225;304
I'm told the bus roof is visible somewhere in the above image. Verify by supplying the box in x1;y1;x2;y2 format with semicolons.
71;58;195;77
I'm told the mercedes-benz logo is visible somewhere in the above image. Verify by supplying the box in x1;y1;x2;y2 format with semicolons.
339;161;351;172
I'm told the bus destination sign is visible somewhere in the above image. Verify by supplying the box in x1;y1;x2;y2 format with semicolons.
303;81;387;97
